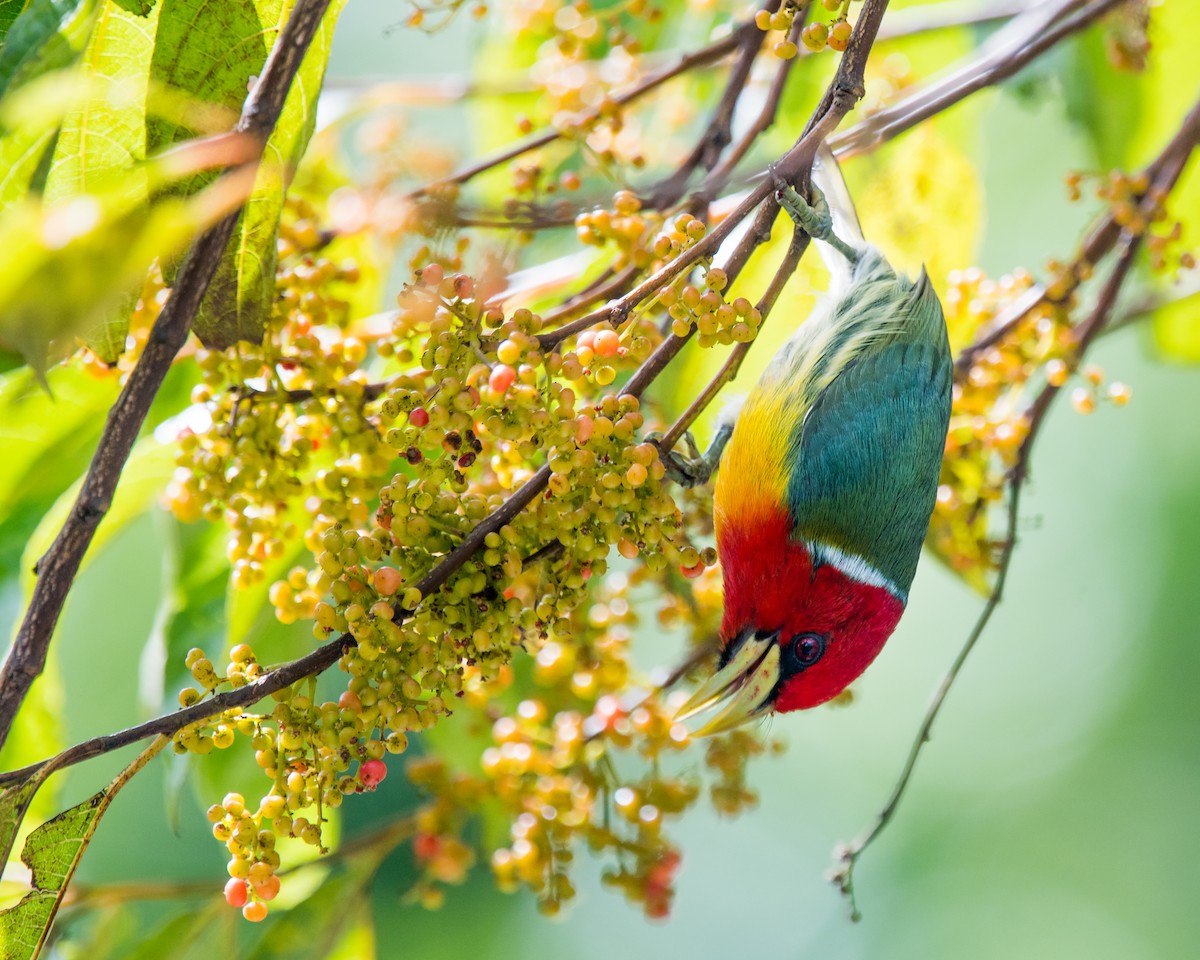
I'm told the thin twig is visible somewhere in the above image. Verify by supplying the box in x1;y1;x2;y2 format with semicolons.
0;0;337;751
648;12;774;209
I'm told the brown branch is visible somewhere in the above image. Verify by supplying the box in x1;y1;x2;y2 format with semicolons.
539;266;640;328
648;13;773;209
694;12;808;206
0;0;338;751
875;0;1042;39
0;636;349;788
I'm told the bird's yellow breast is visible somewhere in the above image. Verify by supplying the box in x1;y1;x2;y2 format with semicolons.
713;381;796;538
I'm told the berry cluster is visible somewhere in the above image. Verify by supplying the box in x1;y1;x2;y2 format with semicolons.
164;195;758;918
659;267;763;348
756;1;857;58
932;253;1136;588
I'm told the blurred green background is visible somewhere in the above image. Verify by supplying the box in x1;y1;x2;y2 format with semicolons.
2;2;1198;957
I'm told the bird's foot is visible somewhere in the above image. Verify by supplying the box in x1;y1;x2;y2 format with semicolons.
771;169;859;264
647;430;713;488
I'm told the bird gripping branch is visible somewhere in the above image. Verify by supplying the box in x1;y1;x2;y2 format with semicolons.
669;148;952;734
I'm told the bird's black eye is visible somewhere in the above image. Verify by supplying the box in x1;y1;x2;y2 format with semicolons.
792;632;826;667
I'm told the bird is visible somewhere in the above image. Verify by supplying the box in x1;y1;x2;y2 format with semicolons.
667;148;952;736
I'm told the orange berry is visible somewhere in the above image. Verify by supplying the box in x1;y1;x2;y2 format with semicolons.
242;901;269;922
1045;358;1069;388
253;875;281;902
1107;382;1132;406
828;20;853;51
593;329;620;357
374;566;402;596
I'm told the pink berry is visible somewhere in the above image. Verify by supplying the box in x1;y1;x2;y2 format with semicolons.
489;364;517;394
409;407;430;427
359;758;388;789
224;878;249;908
577;330;597;350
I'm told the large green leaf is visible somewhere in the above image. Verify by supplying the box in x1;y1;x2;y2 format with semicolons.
0;739;163;960
194;0;344;349
147;0;344;348
0;0;98;204
0;0;28;49
0;166;235;371
39;0;162;359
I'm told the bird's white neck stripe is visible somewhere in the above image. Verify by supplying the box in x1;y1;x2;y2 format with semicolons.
809;542;906;602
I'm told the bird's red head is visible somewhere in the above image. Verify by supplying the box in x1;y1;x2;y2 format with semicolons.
678;508;905;734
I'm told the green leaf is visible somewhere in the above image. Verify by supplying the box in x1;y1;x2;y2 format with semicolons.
195;0;345;348
0;74;63;207
0;778;43;870
0;171;229;371
146;0;345;348
0;791;105;960
0;0;29;49
0;739;164;960
0;0;96;98
39;0;162;358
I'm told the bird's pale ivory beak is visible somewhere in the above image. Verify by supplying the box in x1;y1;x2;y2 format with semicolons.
673;634;780;736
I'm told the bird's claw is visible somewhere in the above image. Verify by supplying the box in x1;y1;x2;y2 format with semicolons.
647;430;711;488
773;174;858;263
775;178;835;243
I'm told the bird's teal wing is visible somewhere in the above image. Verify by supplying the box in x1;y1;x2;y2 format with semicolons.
785;267;951;598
